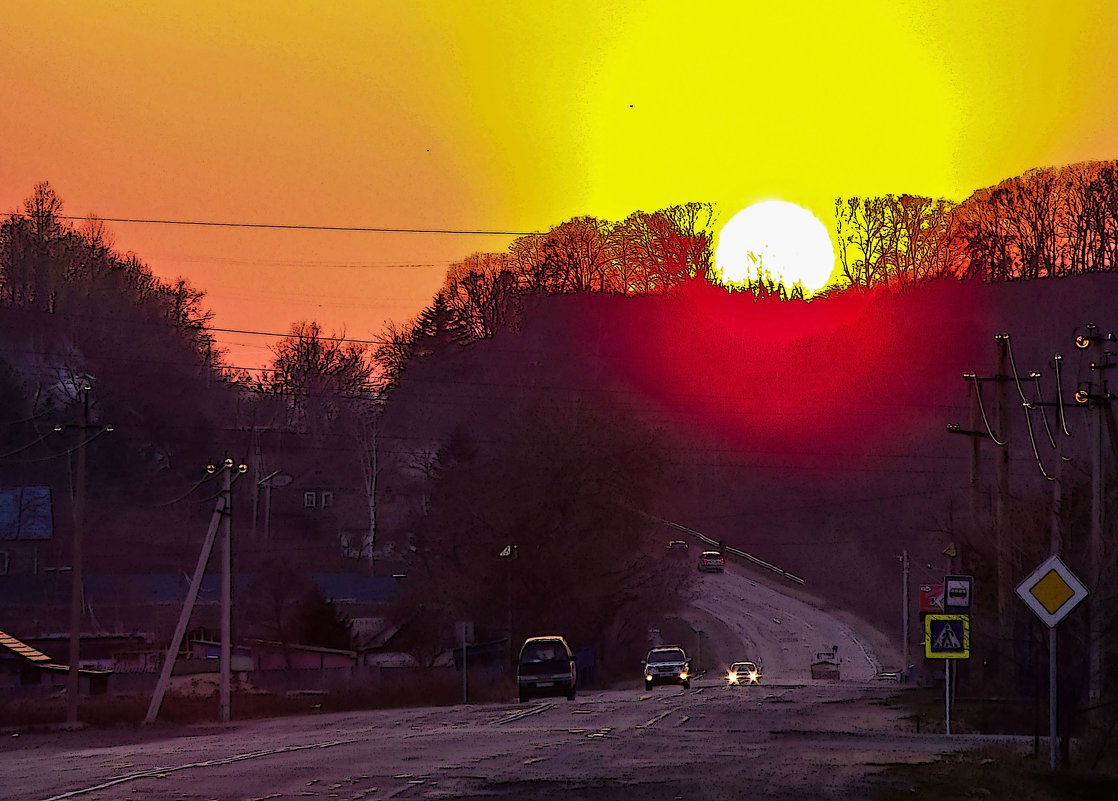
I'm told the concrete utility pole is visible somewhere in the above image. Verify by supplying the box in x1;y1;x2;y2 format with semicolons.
144;457;245;725
994;334;1011;634
57;377;111;727
220;458;233;723
1080;325;1112;704
65;382;90;727
900;550;910;676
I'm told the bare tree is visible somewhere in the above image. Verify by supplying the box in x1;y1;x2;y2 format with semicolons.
443;253;519;338
834;196;893;290
259;322;374;433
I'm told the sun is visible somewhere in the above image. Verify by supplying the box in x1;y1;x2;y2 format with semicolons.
714;201;836;295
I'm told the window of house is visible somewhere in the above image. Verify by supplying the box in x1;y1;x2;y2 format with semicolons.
321;491;334;508
303;491;317;508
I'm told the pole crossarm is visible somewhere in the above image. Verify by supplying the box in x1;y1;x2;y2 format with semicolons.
945;424;992;438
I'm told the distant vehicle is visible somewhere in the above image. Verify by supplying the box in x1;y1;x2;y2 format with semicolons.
666;539;689;551
810;646;841;680
642;645;691;690
727;660;761;686
517;636;577;702
698;551;725;572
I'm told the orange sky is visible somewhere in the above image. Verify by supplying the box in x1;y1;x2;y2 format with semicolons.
4;2;1118;369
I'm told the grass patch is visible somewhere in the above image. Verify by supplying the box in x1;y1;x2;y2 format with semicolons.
873;744;1118;801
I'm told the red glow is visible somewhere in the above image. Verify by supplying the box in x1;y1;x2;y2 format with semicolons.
603;280;988;465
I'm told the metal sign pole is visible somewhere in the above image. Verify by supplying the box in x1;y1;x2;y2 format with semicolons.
945;658;951;735
1049;627;1057;771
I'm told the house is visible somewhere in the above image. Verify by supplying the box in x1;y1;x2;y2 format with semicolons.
0;628;110;695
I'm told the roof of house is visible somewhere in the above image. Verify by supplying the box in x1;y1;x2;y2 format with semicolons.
0;629;53;662
313;573;401;605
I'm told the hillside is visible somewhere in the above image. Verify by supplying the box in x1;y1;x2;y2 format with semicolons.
380;272;1118;636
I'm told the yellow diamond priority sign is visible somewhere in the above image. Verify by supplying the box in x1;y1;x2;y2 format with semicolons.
1016;555;1088;628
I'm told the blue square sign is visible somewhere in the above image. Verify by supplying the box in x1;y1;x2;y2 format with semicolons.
925;614;970;659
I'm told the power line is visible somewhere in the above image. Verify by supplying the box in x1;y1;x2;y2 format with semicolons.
56;215;535;237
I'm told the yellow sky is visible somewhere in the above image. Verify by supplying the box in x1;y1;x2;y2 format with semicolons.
3;1;1117;368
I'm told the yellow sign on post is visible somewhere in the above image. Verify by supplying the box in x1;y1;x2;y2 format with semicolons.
924;614;970;659
1016;555;1089;628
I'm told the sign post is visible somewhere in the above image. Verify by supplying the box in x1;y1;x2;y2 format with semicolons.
1015;555;1089;771
924;614;970;734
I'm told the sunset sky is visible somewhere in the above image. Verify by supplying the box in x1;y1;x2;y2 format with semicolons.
4;1;1117;369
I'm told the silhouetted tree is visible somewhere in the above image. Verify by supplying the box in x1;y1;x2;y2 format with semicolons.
256;321;374;433
298;586;353;650
400;402;689;667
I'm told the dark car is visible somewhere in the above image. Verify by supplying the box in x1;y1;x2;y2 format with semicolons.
517;636;577;702
698;550;725;572
642;645;691;690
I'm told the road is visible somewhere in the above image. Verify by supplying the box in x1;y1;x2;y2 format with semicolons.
0;566;1017;801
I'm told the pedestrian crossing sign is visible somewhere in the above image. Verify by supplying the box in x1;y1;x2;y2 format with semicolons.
924;614;970;659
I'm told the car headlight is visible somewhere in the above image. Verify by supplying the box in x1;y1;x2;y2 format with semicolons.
748;671;759;682
679;672;688;680
727;671;738;684
645;674;653;682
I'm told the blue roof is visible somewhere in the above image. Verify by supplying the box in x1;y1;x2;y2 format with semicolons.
0;487;54;541
313;573;400;605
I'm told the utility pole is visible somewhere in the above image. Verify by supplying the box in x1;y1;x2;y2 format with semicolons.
900;550;910;676
994;334;1011;636
56;377;112;727
66;382;89;727
1078;324;1112;704
220;457;233;723
144;457;245;725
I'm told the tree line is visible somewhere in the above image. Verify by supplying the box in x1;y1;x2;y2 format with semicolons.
833;160;1118;291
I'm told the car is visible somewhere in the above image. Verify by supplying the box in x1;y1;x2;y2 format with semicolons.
727;660;761;686
666;539;689;551
698;550;725;572
517;636;577;702
642;645;691;690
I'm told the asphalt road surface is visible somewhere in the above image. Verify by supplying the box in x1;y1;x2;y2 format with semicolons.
1;567;1022;801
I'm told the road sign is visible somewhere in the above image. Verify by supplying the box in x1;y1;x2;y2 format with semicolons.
924;614;970;659
1016;555;1088;628
944;575;974;612
919;583;944;614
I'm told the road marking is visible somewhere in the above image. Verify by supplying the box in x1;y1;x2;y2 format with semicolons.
638;710;672;728
41;738;359;801
495;702;554;724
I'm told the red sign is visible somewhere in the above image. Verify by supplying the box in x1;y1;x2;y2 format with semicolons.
919;583;944;614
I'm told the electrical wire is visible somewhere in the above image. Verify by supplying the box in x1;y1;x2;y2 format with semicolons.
9;426;112;463
1031;372;1058;450
141;473;219;508
1054;353;1072;436
0;431;52;459
1022;400;1055;481
57;215;535;237
1004;334;1030;404
969;374;1007;446
1004;334;1055;479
